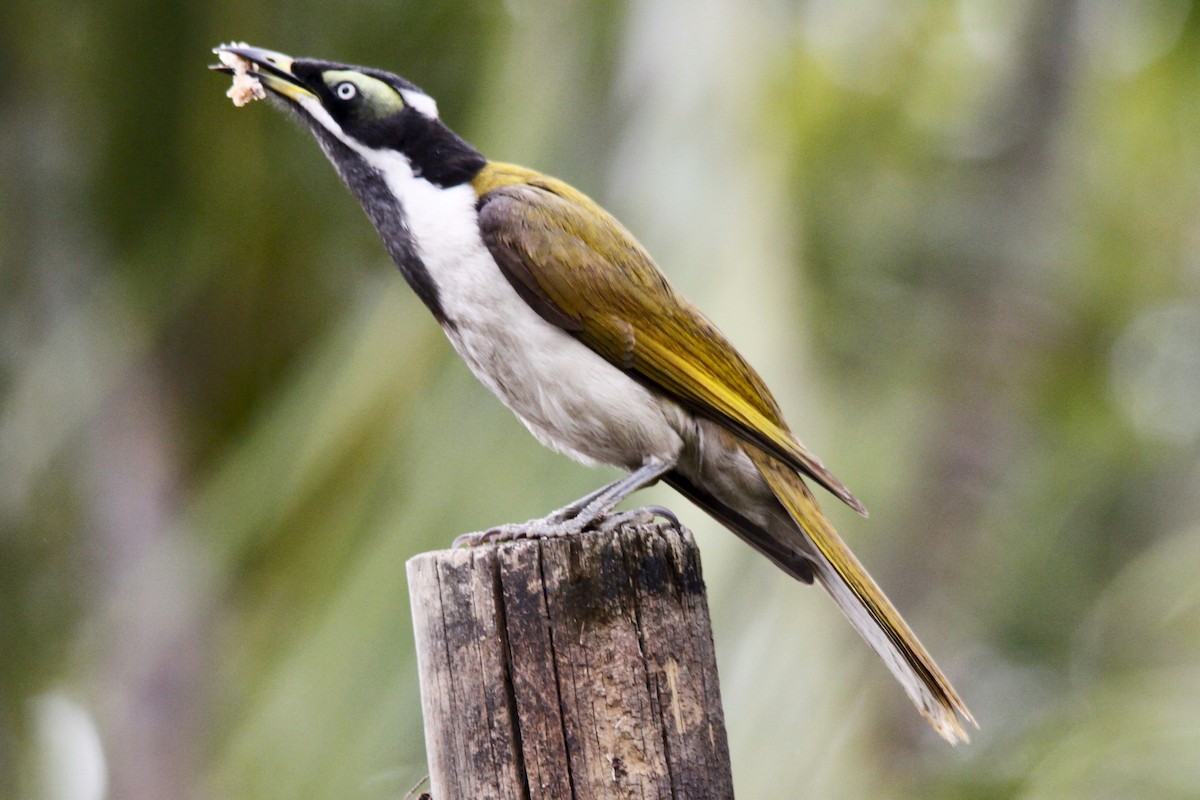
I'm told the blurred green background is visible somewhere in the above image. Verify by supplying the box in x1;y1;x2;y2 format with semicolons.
4;0;1200;797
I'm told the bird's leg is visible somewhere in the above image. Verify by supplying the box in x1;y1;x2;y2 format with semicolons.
555;458;675;528
538;481;623;526
454;458;676;547
589;504;680;534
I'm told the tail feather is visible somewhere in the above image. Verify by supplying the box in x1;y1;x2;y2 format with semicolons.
747;449;976;744
664;471;815;583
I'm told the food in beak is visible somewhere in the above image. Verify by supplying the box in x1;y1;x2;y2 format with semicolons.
216;43;266;107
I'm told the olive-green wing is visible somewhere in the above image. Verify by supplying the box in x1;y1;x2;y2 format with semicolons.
473;166;865;515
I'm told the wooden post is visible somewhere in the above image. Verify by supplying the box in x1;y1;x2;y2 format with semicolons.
407;519;734;799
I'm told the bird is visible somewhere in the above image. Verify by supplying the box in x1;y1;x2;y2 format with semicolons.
212;44;976;743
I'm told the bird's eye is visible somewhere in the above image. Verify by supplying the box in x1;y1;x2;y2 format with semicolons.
335;82;357;101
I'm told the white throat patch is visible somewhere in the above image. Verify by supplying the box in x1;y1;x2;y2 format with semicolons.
400;88;439;119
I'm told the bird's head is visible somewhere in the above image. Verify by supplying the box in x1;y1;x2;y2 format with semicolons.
213;44;485;188
213;44;487;322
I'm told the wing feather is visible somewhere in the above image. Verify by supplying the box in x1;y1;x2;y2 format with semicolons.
472;163;865;514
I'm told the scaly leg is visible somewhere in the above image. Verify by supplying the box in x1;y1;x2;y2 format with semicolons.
453;458;677;547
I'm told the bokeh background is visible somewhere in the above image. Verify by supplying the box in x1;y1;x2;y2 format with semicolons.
4;0;1200;797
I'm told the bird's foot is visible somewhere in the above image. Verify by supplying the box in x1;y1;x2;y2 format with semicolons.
452;516;573;548
592;505;679;533
452;505;680;549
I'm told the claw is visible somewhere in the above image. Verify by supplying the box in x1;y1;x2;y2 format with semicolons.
451;504;683;548
451;530;484;548
591;505;680;533
452;524;531;548
640;505;680;526
452;517;576;548
452;461;679;548
450;461;684;550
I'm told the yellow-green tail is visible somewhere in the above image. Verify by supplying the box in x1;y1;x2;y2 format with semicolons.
748;449;977;743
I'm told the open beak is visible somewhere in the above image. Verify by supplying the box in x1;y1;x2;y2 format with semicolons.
210;44;315;104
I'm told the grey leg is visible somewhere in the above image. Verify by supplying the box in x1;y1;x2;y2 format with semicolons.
453;458;676;547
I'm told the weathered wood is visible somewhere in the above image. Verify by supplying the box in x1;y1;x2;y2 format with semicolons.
407;520;734;799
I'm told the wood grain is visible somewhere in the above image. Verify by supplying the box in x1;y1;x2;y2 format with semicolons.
407;520;734;799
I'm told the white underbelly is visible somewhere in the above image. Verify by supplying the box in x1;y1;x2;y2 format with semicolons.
443;274;686;469
400;179;686;469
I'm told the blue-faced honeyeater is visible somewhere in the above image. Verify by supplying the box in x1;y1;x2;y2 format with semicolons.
212;44;975;743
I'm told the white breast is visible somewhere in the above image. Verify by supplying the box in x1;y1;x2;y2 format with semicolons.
362;150;687;470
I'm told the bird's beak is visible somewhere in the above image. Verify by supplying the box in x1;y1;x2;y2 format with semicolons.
210;44;315;104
